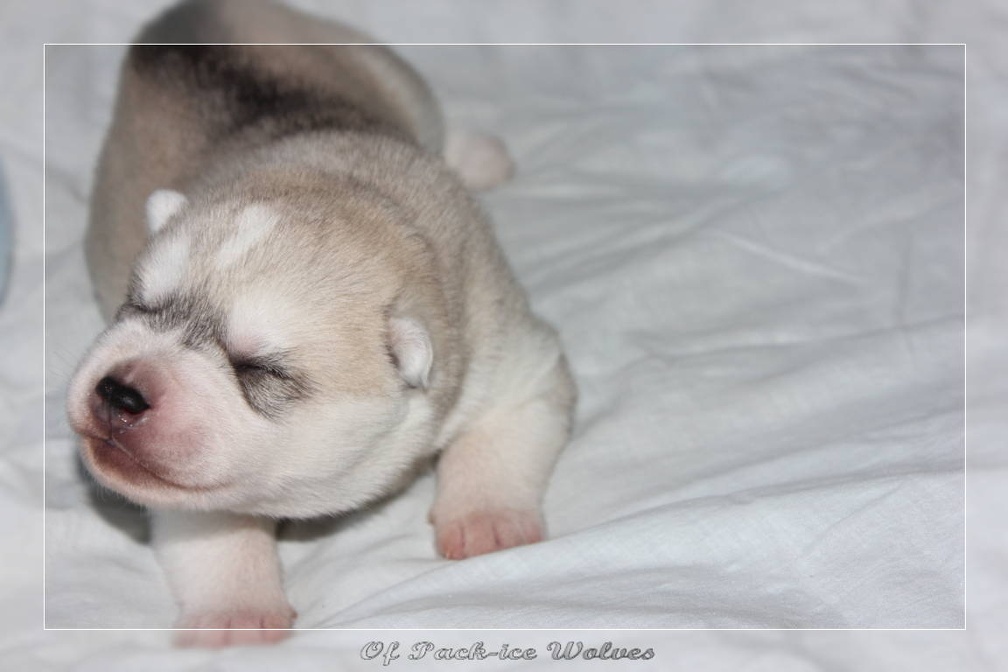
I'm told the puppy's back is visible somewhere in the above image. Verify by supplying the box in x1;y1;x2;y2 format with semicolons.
132;0;443;152
86;0;444;320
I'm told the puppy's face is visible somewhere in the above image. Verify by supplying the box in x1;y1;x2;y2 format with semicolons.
67;190;437;517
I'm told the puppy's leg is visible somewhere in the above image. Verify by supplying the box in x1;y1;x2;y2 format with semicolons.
444;129;515;191
430;358;575;559
151;510;296;647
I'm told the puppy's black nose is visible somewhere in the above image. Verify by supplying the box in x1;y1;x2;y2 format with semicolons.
95;376;150;414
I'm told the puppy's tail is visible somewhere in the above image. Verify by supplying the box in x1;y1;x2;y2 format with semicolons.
444;129;516;191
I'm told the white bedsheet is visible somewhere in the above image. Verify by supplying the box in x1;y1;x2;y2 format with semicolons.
4;0;1003;669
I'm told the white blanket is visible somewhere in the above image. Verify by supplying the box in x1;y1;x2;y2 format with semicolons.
3;0;1001;669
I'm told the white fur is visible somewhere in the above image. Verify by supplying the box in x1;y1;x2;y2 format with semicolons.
146;189;189;234
429;321;572;558
137;233;191;304
152;510;294;646
226;287;294;357
389;316;433;389
444;130;515;191
241;394;436;516
215;205;279;269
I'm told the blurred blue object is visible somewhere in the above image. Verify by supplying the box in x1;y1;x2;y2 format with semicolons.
0;160;9;303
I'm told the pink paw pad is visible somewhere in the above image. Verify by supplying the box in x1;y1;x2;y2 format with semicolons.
174;606;296;648
436;509;544;560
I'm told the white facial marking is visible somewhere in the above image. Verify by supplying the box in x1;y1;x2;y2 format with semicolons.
146;189;189;234
227;289;292;358
215;205;279;269
139;233;191;304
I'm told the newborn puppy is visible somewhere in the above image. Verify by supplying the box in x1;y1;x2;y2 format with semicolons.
66;0;575;647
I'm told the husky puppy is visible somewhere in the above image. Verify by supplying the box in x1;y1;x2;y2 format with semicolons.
66;0;575;647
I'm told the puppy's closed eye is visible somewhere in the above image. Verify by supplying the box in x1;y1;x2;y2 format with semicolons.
231;357;288;380
232;359;267;375
228;353;310;418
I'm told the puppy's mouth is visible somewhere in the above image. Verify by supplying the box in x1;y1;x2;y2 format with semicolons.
80;432;221;496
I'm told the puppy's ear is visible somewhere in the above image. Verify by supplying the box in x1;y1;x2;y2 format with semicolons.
388;316;432;389
145;189;188;234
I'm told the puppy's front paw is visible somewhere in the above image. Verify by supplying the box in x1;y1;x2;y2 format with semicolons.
174;604;296;648
435;509;543;560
